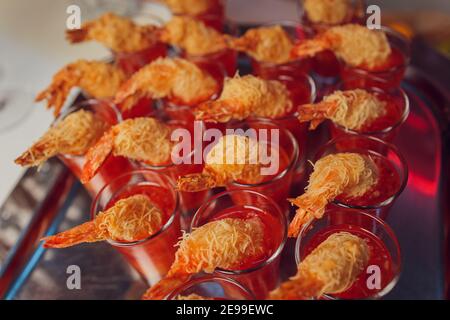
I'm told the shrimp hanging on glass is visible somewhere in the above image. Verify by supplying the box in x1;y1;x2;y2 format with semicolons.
288;153;378;237
42;195;163;248
142;216;266;299
298;89;386;130
36;60;126;116
80;117;174;183
195;74;292;123
269;232;370;299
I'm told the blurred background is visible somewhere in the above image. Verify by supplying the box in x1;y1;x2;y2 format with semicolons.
1;0;450;204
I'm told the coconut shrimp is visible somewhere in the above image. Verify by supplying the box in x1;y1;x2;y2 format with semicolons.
177;134;264;192
230;25;295;64
288;153;378;237
15;109;107;168
36;60;126;116
160;16;228;56
291;24;392;69
66;12;160;53
303;0;352;25
42;195;163;248
114;57;219;111
269;232;369;299
298;89;386;130
195;74;292;123
81;117;173;183
161;0;220;15
142;217;266;299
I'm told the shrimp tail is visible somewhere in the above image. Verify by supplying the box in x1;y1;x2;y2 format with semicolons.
142;274;191;300
269;270;324;300
287;196;326;238
195;100;245;123
176;173;218;192
15;137;58;168
81;129;115;184
66;28;89;43
42;221;104;248
298;101;338;130
291;33;336;59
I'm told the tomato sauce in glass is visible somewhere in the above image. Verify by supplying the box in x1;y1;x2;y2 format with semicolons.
303;224;395;299
115;42;167;76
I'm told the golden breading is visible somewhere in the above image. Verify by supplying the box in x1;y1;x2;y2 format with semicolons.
270;232;370;299
162;0;219;15
289;153;378;237
142;217;265;300
291;24;392;69
42;195;163;248
36;60;126;116
15;109;107;167
230;25;295;64
81;117;173;183
161;16;228;56
115;57;219;110
303;0;351;25
298;89;386;130
177;134;265;192
195;74;292;123
66;12;159;52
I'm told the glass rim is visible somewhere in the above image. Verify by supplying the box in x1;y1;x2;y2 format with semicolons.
314;135;409;209
226;119;300;188
90;168;180;247
295;207;402;299
164;274;256;300
191;189;288;275
331;85;410;135
339;25;411;75
55;98;122;160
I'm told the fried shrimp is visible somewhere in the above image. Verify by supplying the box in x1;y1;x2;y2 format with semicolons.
161;0;220;16
42;195;163;248
81;117;173;183
15;109;107;168
269;232;369;299
36;60;126;116
177;134;264;192
160;16;228;56
291;24;392;69
115;57;219;110
142;217;266;299
195;74;292;123
230;25;295;64
288;153;378;237
66;12;160;53
303;0;351;25
298;89;386;130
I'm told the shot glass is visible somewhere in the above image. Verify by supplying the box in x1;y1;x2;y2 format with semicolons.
57;99;134;198
295;207;401;299
339;26;411;90
225;120;300;213
328;81;410;142
192;189;288;299
91;169;181;286
251;21;312;79
165;275;255;300
315;135;408;220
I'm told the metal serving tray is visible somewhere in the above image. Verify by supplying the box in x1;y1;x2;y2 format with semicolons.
0;39;448;300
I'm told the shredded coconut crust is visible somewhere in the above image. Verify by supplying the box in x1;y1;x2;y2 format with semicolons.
195;74;292;123
288;153;378;237
42;195;163;248
115;57;219;110
303;0;351;25
81;117;173;183
291;24;392;69
36;60;126;117
66;12;160;52
298;89;386;130
177;134;265;192
270;232;370;299
162;0;219;15
230;25;295;64
161;16;228;56
15;109;107;168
